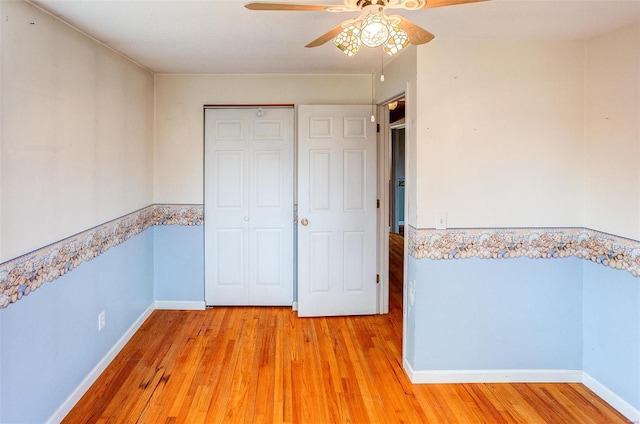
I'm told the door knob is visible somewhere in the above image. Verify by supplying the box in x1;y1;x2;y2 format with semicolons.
300;218;309;226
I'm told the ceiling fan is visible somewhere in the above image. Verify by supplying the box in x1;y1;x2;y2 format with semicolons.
245;0;487;57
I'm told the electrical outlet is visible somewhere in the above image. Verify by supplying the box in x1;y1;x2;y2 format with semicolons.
98;311;106;331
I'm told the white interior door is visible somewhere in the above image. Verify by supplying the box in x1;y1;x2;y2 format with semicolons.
204;107;294;306
297;105;378;317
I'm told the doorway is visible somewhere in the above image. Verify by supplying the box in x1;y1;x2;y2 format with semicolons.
386;98;406;322
389;100;406;237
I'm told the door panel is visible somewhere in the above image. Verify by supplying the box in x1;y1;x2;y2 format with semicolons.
343;231;365;291
343;150;366;211
215;151;245;208
254;151;282;208
309;117;333;138
309;232;331;293
310;150;332;211
215;229;246;286
343;117;367;138
253;229;283;286
254;120;284;139
297;105;377;317
215;120;244;140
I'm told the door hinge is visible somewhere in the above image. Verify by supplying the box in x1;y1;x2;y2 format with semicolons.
376;274;380;284
376;123;380;133
376;199;380;209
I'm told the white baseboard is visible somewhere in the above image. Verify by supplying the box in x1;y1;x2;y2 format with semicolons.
403;360;582;384
402;360;639;422
47;302;155;424
582;372;640;423
154;300;206;310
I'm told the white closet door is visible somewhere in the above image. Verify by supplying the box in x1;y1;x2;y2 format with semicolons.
205;107;294;306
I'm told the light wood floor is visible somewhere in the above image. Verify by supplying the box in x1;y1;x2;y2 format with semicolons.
64;233;630;423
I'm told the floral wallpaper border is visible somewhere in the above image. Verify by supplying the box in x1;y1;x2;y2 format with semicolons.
408;226;640;278
0;204;203;309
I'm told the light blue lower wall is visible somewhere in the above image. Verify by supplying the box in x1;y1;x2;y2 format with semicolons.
0;228;154;423
1;219;638;421
583;261;640;411
407;256;584;371
405;255;417;368
153;225;204;302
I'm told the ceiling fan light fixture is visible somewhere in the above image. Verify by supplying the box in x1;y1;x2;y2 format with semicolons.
246;0;447;58
334;24;362;56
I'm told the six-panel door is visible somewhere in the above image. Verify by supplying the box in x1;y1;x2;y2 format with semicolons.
297;105;378;317
204;107;294;306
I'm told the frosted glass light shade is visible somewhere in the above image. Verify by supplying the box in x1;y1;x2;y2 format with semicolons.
360;13;390;47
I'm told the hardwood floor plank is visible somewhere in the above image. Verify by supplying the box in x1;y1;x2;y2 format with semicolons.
63;233;631;424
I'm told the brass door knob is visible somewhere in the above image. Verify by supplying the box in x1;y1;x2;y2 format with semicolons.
300;218;309;226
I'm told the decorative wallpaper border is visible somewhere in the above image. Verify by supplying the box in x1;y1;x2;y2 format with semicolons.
2;209;638;309
408;226;640;278
0;204;203;309
152;204;204;226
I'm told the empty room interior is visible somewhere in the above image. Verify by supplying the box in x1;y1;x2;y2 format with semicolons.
0;0;639;422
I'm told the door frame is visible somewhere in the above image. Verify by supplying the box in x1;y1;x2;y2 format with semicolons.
376;94;406;315
376;103;390;314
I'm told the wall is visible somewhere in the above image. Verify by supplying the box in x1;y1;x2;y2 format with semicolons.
0;229;154;423
155;74;373;204
375;46;418;230
402;26;640;420
583;261;639;416
415;40;584;229
406;39;587;380
374;45;416;104
581;22;640;416
0;1;155;422
411;257;583;371
154;74;374;305
1;0;154;263
584;22;640;240
154;224;204;306
1;2;637;420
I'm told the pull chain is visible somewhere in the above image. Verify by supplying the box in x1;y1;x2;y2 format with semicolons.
371;73;376;123
380;48;385;82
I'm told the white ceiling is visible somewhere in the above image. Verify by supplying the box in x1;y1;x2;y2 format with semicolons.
30;0;640;74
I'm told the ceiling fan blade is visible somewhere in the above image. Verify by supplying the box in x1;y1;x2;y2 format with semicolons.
245;3;332;11
305;24;346;47
396;16;435;45
422;0;489;9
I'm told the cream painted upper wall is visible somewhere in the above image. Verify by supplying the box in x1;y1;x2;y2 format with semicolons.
414;40;585;229
0;0;154;262
154;74;371;203
375;46;416;105
374;47;418;228
584;22;640;240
